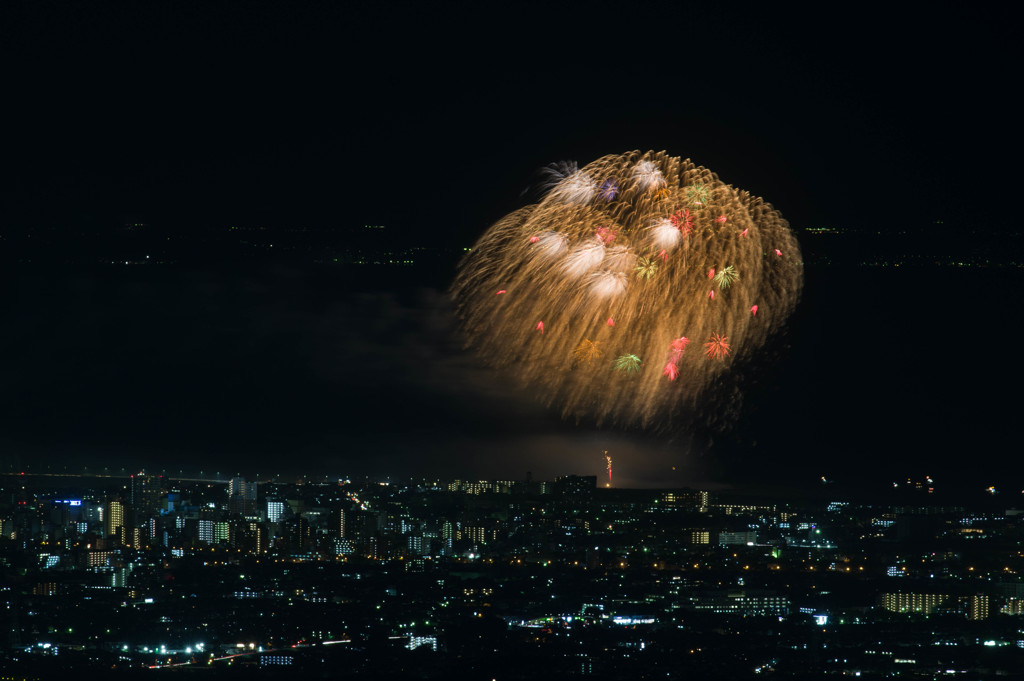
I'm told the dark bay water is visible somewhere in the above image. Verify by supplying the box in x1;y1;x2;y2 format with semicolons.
1;262;1020;495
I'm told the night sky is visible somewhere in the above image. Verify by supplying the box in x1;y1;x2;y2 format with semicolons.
2;2;1022;490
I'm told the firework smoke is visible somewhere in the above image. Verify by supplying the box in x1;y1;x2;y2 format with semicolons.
452;150;802;428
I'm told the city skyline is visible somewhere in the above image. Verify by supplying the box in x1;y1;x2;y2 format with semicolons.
3;469;1024;675
3;3;1023;677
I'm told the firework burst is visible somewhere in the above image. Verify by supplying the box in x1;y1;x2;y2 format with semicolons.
613;354;643;373
574;339;602;364
451;150;803;427
632;160;666;191
551;171;597;204
704;333;731;360
635;257;659;280
713;265;739;289
599;180;619;201
684;182;711;206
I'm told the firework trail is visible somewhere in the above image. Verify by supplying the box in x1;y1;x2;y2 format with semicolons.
452;150;802;428
604;451;613;487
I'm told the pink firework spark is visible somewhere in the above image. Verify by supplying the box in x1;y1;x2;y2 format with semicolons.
607;318;615;327
740;228;749;237
496;290;506;295
707;268;715;279
659;249;668;262
775;249;782;256
669;336;690;353
536;321;544;333
596;226;617;244
529;236;540;243
716;215;727;223
704;333;731;360
708;290;715;300
750;304;758;315
664;336;690;379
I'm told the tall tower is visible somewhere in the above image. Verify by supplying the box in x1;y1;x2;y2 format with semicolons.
229;478;258;517
131;473;162;520
105;500;125;542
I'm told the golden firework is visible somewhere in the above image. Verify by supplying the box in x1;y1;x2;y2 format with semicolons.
451;150;802;427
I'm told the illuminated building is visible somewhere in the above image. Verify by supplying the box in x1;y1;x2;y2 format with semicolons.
87;551;113;568
689;590;790;616
968;595;990;620
881;593;950;614
228;477;258;516
463;526;486;545
407;636;437;651
662;490;711;512
266;500;285;522
719;531;756;546
999;598;1024;616
32;582;57;596
105;500;125;540
198;519;214;544
690;530;710;544
331;508;346;538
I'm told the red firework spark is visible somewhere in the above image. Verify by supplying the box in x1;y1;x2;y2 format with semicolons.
536;321;544;333
670;208;694;235
704;333;731;360
663;362;679;381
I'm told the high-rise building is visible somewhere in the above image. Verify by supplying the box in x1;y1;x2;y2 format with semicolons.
229;478;258;517
330;508;347;538
131;474;163;519
215;521;231;545
267;501;285;523
198;519;215;544
247;522;266;554
105;500;125;539
968;595;990;620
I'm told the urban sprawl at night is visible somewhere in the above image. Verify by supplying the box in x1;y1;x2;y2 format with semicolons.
2;471;1023;678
